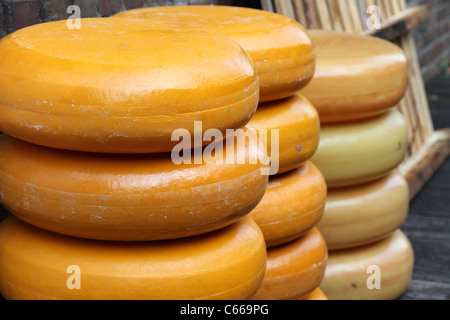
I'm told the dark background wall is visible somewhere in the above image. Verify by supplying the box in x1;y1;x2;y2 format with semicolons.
0;0;448;82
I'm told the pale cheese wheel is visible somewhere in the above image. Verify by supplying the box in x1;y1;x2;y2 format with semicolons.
320;230;414;300
310;108;408;188
0;215;267;300
301;30;408;123
0;133;268;241
114;6;315;103
0;18;258;153
246;93;320;175
249;161;327;248
317;172;409;250
251;227;328;300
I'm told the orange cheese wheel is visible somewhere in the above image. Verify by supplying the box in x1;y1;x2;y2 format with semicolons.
251;227;328;300
301;30;408;123
0;133;268;241
249;161;327;248
0;18;258;153
246;93;320;175
320;230;414;300
310;108;408;188
114;6;315;103
317;172;409;250
302;288;328;300
0;215;266;300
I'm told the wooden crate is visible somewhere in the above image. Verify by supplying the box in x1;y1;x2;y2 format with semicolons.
261;0;450;199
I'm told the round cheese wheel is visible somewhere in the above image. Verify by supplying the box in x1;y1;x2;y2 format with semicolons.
249;161;326;248
0;215;267;300
301;30;408;123
251;227;328;300
310;108;408;188
246;93;320;175
320;230;414;300
114;6;315;103
302;288;328;300
0;133;268;241
318;172;409;250
0;18;258;153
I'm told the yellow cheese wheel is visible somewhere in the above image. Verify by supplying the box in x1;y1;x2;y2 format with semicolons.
0;18;258;153
246;93;320;175
114;6;315;103
0;133;268;241
302;288;328;300
251;227;328;300
301;30;408;123
310;109;408;188
249;161;327;248
317;172;409;250
0;215;266;300
320;230;414;300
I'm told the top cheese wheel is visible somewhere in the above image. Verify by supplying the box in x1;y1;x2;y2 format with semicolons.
114;6;316;103
301;30;408;123
0;18;258;153
0;131;268;241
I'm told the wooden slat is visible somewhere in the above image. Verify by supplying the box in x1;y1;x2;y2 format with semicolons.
305;0;322;29
399;130;450;200
336;0;356;32
260;0;274;12
363;5;431;40
327;0;344;32
274;0;296;20
292;0;308;27
316;0;333;30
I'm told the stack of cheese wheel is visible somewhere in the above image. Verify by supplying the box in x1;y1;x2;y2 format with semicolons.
114;6;329;301
0;17;272;300
302;30;414;300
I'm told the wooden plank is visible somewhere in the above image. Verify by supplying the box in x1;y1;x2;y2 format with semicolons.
337;0;356;32
305;0;322;29
327;0;343;32
363;5;431;40
292;0;308;27
260;0;274;12
274;0;296;20
399;129;450;200
316;0;333;30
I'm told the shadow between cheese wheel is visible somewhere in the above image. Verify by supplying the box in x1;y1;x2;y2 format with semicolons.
320;230;414;300
310;108;408;188
0;215;266;300
249;161;327;248
251;227;328;300
317;172;409;250
0;18;258;153
113;6;316;103
301;288;328;300
0;131;268;241
246;93;320;175
302;30;408;123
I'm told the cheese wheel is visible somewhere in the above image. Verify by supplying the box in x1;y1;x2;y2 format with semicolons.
246;94;320;175
301;30;408;123
302;288;328;300
320;230;414;300
0;215;266;300
310;109;408;188
317;172;409;250
251;227;328;300
249;162;327;248
0;132;268;241
0;18;258;153
114;6;315;103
